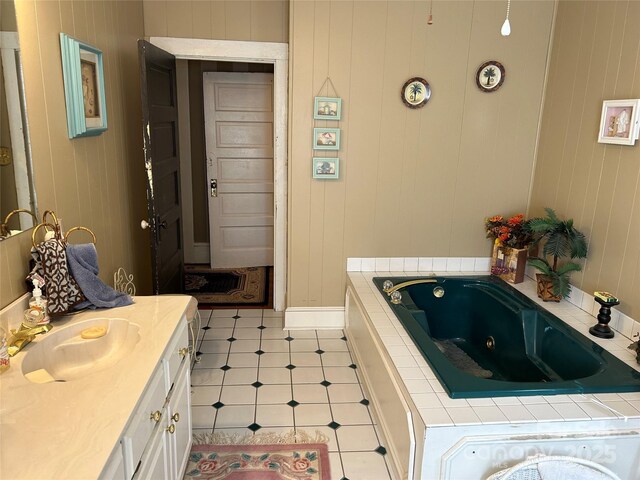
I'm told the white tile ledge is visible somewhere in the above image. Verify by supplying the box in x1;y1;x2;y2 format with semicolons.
346;270;640;429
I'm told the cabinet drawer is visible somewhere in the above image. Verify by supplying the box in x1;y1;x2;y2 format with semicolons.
163;318;189;390
122;367;166;479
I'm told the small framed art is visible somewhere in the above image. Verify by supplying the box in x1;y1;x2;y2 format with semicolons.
401;77;431;108
313;128;340;150
60;33;108;138
313;157;339;179
314;97;342;120
597;99;640;145
476;61;505;93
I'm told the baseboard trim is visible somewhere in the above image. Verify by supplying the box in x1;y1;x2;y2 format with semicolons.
284;307;345;329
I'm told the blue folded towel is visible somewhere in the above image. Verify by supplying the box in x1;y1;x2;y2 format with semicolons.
66;243;133;310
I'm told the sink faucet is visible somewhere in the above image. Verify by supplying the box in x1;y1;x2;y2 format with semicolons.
7;323;52;357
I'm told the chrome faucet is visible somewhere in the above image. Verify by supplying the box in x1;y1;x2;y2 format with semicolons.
7;323;52;357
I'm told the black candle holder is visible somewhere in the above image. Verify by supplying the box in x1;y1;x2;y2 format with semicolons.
589;297;620;339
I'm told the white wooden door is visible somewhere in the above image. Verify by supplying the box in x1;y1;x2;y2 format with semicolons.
204;72;274;268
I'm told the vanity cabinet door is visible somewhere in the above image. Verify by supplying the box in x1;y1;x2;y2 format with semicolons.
163;316;189;391
99;446;125;480
121;368;167;479
166;359;192;479
134;420;170;480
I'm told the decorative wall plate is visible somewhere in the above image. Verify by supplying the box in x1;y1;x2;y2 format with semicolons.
476;61;505;93
401;77;431;108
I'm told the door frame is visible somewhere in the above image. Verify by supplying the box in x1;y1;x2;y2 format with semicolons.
150;37;288;312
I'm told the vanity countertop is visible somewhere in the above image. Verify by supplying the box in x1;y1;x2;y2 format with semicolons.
0;295;197;480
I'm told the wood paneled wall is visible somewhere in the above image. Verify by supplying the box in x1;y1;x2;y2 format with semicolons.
288;0;555;308
530;0;640;319
143;0;289;43
1;0;147;310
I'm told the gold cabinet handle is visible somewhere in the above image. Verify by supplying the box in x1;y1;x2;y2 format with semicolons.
172;412;180;423
166;424;176;434
150;410;162;423
179;347;189;357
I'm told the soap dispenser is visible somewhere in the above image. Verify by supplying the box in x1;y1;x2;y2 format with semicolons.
29;278;50;324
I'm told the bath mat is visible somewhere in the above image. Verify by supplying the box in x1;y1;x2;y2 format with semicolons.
185;430;331;479
184;265;270;307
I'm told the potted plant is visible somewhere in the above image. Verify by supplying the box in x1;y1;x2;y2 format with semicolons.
527;208;588;301
485;213;532;284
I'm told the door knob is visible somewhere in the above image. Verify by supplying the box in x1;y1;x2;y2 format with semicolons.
210;179;218;197
159;220;168;229
140;220;150;229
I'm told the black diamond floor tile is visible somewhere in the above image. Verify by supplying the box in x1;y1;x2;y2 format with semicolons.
255;350;265;355
202;326;211;330
327;421;341;430
285;364;296;370
320;380;331;387
227;337;237;342
287;400;300;407
341;336;347;341
285;336;294;342
251;381;264;388
220;365;231;371
212;401;225;409
233;315;241;319
315;349;325;355
360;399;370;406
247;422;262;432
258;325;266;330
375;446;387;455
349;364;357;369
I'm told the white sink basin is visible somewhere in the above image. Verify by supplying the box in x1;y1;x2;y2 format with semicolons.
21;317;140;383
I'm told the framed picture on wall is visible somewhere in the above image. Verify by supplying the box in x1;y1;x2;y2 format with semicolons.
313;128;340;150
597;99;640;145
476;61;505;93
312;157;339;179
60;33;108;138
314;97;342;120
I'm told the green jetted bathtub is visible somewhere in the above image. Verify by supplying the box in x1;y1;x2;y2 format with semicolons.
373;276;640;398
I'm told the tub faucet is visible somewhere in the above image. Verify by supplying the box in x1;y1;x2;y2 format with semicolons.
7;323;52;357
384;278;438;295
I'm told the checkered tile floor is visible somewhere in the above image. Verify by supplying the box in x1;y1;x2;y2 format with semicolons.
190;308;394;480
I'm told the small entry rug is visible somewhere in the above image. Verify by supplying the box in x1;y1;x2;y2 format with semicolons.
184;265;270;307
185;431;331;480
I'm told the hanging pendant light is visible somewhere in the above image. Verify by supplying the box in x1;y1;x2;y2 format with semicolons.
501;0;511;36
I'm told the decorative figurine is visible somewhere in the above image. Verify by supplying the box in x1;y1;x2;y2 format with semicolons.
589;291;620;339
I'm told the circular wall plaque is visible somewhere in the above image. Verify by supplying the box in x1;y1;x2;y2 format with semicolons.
401;77;431;108
476;61;505;92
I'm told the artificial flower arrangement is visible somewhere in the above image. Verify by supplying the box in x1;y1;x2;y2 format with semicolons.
485;214;532;249
485;213;532;283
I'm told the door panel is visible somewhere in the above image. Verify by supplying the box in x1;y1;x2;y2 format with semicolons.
139;40;184;294
204;72;274;268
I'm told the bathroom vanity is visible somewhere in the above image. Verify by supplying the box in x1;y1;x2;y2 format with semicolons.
0;295;197;479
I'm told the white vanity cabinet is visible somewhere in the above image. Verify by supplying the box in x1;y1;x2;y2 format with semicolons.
117;317;192;480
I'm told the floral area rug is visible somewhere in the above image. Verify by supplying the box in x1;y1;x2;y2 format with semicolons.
185;430;331;480
184;265;270;306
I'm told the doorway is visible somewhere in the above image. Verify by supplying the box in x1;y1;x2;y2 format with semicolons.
150;38;287;311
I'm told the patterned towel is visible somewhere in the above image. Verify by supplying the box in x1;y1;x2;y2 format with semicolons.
30;239;86;316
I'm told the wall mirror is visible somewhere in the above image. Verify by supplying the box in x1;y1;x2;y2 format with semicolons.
0;0;37;239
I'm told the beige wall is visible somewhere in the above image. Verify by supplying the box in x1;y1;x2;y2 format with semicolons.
530;0;640;319
143;0;288;43
288;0;555;307
0;0;148;310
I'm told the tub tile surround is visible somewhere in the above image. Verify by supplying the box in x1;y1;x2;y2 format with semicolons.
346;267;640;427
347;267;640;478
350;258;640;344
